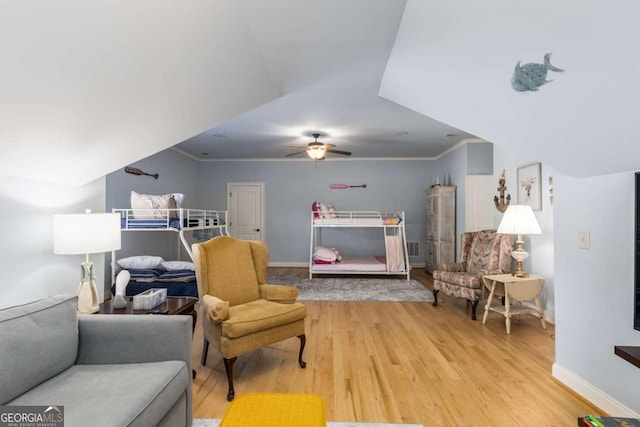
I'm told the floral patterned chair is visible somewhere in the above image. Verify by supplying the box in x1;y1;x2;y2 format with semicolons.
432;229;514;320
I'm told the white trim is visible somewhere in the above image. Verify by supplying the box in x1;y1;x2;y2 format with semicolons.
552;363;640;418
170;147;201;161
200;157;436;162
519;301;556;324
268;262;309;267
171;138;488;162
432;138;487;160
270;261;428;268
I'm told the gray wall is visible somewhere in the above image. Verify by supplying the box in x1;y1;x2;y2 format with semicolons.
437;142;494;239
196;159;438;264
0;176;107;309
554;171;640;414
104;143;496;267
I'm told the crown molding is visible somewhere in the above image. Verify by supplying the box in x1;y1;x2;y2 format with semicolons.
170;138;489;162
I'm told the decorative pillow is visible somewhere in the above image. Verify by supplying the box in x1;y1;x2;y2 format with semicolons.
327;205;338;218
130;191;182;219
313;246;338;262
156;270;196;282
161;260;195;271
127;269;163;282
117;255;165;270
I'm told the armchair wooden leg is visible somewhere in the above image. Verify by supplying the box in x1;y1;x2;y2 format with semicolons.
432;289;439;306
201;338;209;365
297;334;307;368
223;356;237;401
469;300;479;320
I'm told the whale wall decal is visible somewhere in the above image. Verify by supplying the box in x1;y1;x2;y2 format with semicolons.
512;52;565;92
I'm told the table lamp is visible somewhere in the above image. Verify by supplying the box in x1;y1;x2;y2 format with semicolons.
53;210;121;313
497;204;542;277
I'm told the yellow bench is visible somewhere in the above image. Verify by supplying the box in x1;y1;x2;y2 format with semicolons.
220;393;326;426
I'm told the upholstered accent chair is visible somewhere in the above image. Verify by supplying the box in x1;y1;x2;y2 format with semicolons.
192;236;307;401
432;229;514;320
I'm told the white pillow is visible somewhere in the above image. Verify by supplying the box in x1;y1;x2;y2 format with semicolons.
327;204;338;218
161;260;195;271
130;191;184;219
116;255;165;270
313;246;338;262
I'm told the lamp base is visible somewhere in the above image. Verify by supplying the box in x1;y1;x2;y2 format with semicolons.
77;262;99;314
511;244;530;278
512;261;529;278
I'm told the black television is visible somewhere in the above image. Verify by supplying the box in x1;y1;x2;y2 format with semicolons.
635;173;640;331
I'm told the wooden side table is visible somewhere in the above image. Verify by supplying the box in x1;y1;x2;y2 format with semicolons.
482;273;546;334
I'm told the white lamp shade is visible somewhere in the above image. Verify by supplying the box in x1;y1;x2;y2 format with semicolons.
497;205;542;235
54;212;121;254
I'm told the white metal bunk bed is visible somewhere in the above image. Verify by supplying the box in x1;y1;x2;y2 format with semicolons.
309;210;411;280
110;208;229;298
111;208;229;281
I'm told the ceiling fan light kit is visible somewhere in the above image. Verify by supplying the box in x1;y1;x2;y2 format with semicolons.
307;145;326;160
285;133;352;160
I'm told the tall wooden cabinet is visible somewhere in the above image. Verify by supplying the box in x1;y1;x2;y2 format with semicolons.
425;185;456;273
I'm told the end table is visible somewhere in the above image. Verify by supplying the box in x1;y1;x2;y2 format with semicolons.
482;273;546;334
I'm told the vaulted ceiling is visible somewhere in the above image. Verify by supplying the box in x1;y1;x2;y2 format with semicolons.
2;0;639;184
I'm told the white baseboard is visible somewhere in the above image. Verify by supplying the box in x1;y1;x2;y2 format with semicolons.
268;262;308;267
269;262;428;269
520;301;556;324
552;363;639;417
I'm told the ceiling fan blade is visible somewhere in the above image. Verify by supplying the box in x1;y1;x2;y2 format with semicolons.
326;148;352;156
285;150;307;157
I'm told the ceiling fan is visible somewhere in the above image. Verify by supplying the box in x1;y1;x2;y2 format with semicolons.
285;133;352;160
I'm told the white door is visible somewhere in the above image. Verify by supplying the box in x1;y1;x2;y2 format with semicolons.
227;183;264;241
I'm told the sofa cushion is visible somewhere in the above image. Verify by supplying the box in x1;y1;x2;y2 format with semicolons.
0;294;78;404
223;300;307;339
8;361;189;427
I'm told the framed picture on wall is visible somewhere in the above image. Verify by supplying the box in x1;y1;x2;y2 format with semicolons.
517;162;542;211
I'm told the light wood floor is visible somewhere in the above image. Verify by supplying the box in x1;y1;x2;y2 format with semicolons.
192;268;598;425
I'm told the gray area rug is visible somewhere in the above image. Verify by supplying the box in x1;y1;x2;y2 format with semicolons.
266;275;434;303
193;419;423;427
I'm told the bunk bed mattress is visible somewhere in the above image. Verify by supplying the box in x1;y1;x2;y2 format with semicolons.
111;268;198;298
311;256;387;271
313;218;383;226
120;280;198;298
312;216;401;226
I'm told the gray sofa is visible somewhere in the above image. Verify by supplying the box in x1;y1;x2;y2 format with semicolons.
0;294;192;427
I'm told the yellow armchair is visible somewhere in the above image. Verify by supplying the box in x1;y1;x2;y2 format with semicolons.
193;236;307;401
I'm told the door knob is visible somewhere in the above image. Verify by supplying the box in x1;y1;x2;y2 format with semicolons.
254;229;260;232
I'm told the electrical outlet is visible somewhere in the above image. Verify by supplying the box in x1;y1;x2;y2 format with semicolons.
578;230;590;249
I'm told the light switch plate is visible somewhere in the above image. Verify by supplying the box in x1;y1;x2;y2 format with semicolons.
578;230;590;249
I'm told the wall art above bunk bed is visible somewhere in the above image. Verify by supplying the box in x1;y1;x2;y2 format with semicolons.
110;191;230;298
309;202;410;280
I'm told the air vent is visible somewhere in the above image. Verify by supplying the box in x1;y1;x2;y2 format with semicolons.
407;241;420;257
